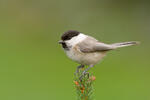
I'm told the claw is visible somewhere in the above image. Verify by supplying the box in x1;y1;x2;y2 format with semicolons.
79;71;89;80
78;65;94;80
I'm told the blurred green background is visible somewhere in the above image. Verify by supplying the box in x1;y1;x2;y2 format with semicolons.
0;0;150;100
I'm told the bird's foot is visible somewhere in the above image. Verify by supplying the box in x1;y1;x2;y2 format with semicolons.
74;65;84;75
79;71;89;80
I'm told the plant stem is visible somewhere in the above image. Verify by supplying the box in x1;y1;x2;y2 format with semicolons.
74;67;96;100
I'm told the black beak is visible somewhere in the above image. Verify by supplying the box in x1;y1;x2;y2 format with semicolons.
58;40;64;44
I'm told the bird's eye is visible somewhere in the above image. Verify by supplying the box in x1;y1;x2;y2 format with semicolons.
65;36;68;40
64;36;71;40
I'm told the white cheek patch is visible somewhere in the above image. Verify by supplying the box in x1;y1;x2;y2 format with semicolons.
66;33;87;46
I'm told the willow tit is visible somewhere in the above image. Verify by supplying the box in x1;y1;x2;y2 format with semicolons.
59;30;139;75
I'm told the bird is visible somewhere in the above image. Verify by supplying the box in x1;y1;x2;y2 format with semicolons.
59;30;139;77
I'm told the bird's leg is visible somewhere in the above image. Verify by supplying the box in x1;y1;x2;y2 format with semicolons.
80;65;94;80
82;65;94;75
75;65;84;74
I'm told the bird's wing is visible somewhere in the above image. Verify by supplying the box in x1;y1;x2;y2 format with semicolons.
77;36;114;53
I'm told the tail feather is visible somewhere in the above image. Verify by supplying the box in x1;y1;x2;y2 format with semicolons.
111;41;140;48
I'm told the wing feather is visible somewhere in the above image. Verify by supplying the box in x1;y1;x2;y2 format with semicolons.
77;37;114;53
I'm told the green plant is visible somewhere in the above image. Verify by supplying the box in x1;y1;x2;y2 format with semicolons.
74;67;96;100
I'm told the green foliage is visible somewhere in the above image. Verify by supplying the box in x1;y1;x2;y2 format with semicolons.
74;68;96;100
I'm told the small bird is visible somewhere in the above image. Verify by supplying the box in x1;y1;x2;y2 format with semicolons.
59;30;139;76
